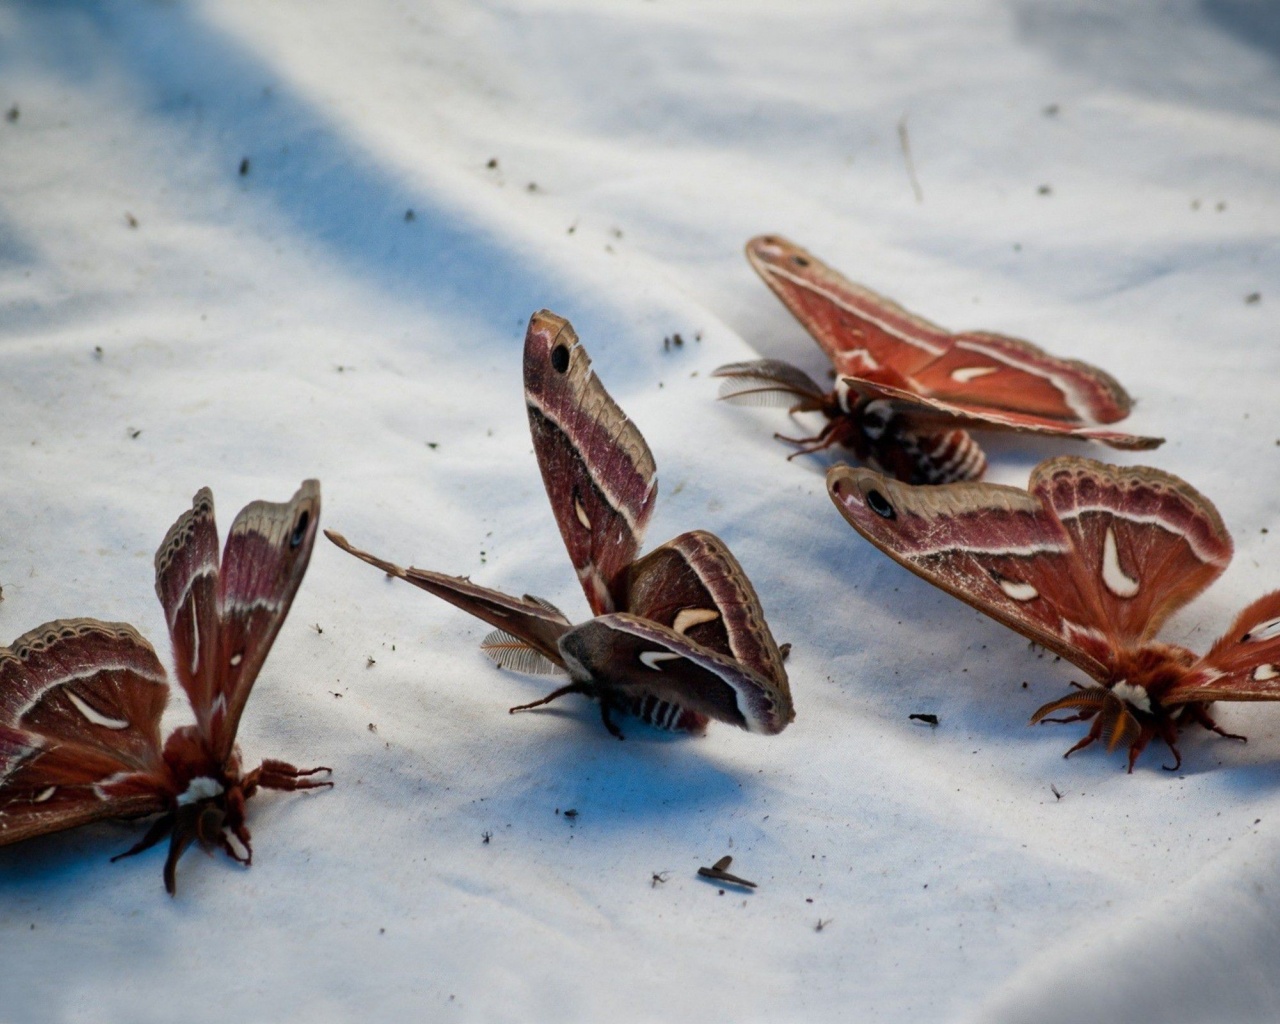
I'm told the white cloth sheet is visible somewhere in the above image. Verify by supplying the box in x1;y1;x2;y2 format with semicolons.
1;2;1278;1021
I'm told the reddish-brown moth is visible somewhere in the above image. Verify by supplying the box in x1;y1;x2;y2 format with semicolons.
328;310;793;739
828;456;1280;770
0;482;329;893
715;236;1162;483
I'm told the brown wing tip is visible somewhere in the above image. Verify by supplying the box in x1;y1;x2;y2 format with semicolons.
745;234;804;273
324;529;409;580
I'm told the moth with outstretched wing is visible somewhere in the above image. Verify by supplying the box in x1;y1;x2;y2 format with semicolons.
328;310;793;739
0;482;329;892
716;236;1162;483
828;455;1280;771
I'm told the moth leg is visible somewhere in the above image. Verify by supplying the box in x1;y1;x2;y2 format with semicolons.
1061;733;1098;759
1124;723;1157;774
1153;717;1183;773
111;811;175;864
162;804;202;897
599;702;625;741
1181;703;1247;743
509;682;590;715
253;759;335;792
1038;711;1097;725
775;419;842;459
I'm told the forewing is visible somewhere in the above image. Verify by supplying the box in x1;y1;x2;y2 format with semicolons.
207;480;320;763
325;530;572;668
623;530;789;688
154;487;222;737
524;310;657;615
0;619;169;769
560;614;794;734
1031;458;1231;645
0;620;171;845
842;377;1162;451
827;465;1116;678
746;235;952;377
905;331;1136;425
1171;592;1280;702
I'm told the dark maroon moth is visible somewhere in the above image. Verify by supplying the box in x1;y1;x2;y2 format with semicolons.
715;235;1162;484
829;456;1280;770
0;482;329;893
327;310;793;739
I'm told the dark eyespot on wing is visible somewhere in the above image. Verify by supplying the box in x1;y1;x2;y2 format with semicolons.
866;489;896;519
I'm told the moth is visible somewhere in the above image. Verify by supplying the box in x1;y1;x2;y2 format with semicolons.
715;235;1163;484
0;481;329;893
327;309;793;739
828;455;1280;770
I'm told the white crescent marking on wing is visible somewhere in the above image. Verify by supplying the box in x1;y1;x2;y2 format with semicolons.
188;591;201;676
64;690;130;730
1056;506;1224;565
996;577;1039;602
640;651;682;671
573;498;592;531
33;786;56;803
1101;526;1140;598
950;366;998;383
1245;619;1280;642
1253;664;1279;682
673;608;720;635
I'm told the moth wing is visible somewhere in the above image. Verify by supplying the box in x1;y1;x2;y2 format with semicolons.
154;487;222;739
560;613;794;734
841;376;1163;451
623;530;789;689
904;331;1137;425
1167;592;1280;703
0;725;168;845
0;620;171;845
746;235;954;378
524;310;657;615
206;481;320;763
325;530;572;668
0;619;169;769
827;464;1117;678
1030;458;1232;646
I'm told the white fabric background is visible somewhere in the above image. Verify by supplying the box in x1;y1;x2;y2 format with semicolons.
1;2;1278;1021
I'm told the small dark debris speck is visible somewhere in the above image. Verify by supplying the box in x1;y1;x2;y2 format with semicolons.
239;157;250;176
909;713;939;726
651;872;670;887
5;105;18;123
404;209;416;222
93;346;104;360
426;441;439;450
1037;184;1052;195
127;427;142;440
563;808;578;819
482;831;492;844
486;157;498;169
1043;103;1059;116
1246;292;1261;304
368;723;377;733
125;213;138;228
815;918;833;932
526;181;538;192
366;656;376;668
1051;784;1063;800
